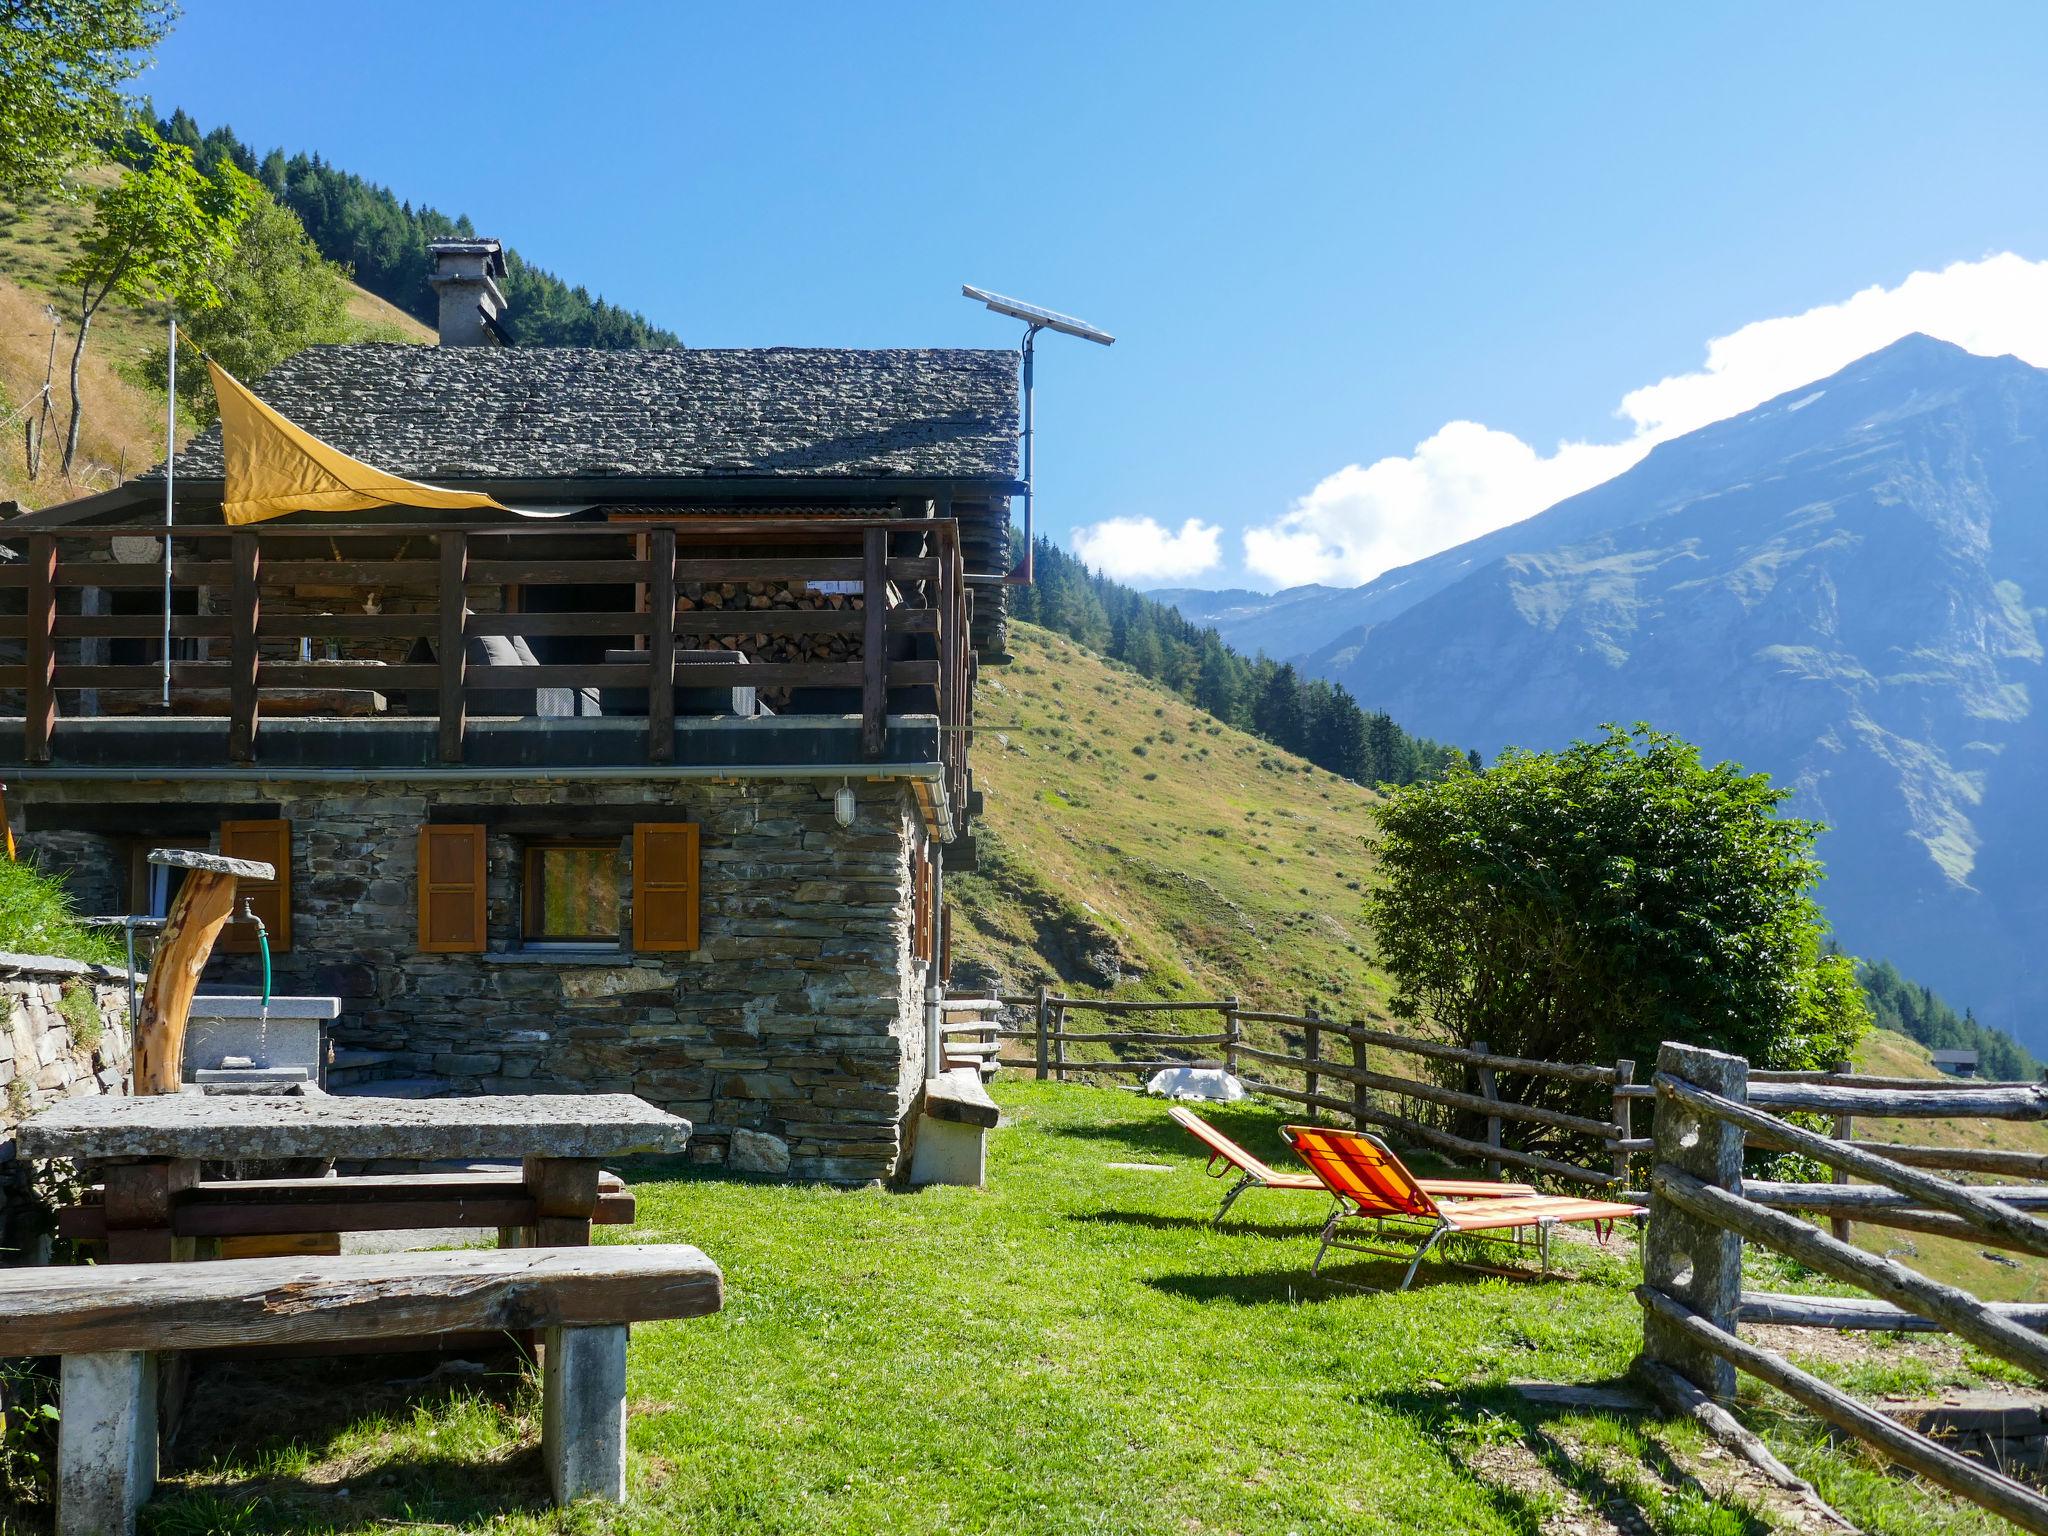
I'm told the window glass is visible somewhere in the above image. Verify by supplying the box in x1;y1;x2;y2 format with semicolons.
525;844;621;944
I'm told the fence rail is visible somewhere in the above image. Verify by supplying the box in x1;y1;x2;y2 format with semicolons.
1641;1041;2048;1532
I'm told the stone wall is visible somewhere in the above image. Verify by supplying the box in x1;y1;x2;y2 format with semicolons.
23;777;932;1183
0;953;132;1260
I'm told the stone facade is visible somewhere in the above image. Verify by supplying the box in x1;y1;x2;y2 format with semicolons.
24;777;934;1184
0;953;132;1259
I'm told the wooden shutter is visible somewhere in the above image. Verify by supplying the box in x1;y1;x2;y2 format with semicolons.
418;824;487;953
219;818;292;953
632;823;700;952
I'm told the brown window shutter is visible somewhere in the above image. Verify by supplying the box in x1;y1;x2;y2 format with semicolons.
418;824;487;953
219;819;292;953
632;823;700;952
940;901;952;982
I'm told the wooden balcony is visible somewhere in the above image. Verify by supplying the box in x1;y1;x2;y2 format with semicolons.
0;517;974;829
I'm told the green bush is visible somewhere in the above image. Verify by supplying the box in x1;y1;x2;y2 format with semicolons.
1368;724;1868;1117
0;860;120;965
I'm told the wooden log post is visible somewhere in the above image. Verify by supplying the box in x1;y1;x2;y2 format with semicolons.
646;526;676;764
1052;998;1067;1082
1224;996;1242;1078
24;534;55;764
437;529;468;764
860;527;887;759
1642;1041;1749;1400
130;850;274;1096
1304;1009;1321;1117
1830;1057;1854;1245
1351;1031;1369;1133
1473;1037;1503;1181
1035;983;1051;1082
227;530;259;763
1612;1057;1637;1185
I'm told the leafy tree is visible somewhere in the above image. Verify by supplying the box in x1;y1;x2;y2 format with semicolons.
1367;724;1868;1124
0;0;172;202
59;122;257;474
142;194;357;421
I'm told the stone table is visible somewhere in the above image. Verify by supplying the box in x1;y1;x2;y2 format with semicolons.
22;1093;693;1262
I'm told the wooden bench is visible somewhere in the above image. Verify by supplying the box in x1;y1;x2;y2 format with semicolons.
56;1169;640;1247
0;1244;722;1534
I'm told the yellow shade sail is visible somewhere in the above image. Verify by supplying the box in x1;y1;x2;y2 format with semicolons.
210;360;506;526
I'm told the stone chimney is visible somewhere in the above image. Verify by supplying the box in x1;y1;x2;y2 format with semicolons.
427;237;507;347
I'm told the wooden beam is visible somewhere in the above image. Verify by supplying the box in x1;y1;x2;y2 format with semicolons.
24;534;54;763
438;530;467;764
648;526;676;764
131;866;248;1095
861;526;887;758
0;1244;724;1355
1652;1163;2048;1378
227;530;259;762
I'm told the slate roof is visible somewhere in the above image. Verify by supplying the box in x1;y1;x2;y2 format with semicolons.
153;344;1020;483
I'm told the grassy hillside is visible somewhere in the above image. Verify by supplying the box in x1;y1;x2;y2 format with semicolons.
0;171;432;510
952;621;1394;1016
1847;1028;2048;1302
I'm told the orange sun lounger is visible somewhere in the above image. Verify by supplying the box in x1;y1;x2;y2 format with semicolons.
1168;1106;1533;1223
1283;1123;1647;1289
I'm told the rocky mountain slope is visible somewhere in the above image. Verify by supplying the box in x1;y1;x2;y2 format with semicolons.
1301;335;2048;1046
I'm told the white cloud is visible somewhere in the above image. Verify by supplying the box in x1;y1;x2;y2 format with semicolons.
1245;252;2048;589
1071;515;1223;584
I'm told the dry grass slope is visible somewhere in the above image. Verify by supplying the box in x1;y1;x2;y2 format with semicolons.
0;171;432;511
952;621;1395;1015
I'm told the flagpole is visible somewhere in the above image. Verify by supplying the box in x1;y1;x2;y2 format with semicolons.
162;309;175;707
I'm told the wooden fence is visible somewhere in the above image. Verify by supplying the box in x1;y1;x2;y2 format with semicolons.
961;989;1640;1188
1642;1041;2048;1531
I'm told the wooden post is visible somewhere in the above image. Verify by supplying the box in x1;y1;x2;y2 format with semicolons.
1304;1008;1321;1116
1642;1041;1749;1401
1224;996;1242;1077
437;530;468;764
24;534;55;764
1351;1031;1369;1132
1035;983;1050;1082
1612;1057;1636;1186
1052;999;1067;1082
647;526;676;764
130;850;273;1095
860;526;887;759
1472;1038;1503;1180
227;530;259;763
1830;1057;1854;1245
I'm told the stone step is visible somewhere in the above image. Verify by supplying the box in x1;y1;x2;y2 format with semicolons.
330;1048;398;1072
330;1075;454;1101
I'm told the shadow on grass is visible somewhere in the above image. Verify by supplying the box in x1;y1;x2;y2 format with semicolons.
1072;1208;1335;1239
1376;1382;1773;1536
148;1352;550;1533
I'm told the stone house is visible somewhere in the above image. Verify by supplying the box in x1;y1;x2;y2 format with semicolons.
0;240;1017;1182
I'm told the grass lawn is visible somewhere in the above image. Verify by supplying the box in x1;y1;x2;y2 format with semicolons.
59;1083;2023;1535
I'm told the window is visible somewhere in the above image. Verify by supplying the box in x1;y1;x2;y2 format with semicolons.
524;842;622;947
128;838;206;918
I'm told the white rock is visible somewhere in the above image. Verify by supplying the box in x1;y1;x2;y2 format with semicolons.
1144;1067;1247;1102
728;1127;791;1175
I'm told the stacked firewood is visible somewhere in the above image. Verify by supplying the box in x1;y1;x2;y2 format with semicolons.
673;579;873;666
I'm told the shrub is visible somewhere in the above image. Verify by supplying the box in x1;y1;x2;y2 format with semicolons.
1368;724;1867;1115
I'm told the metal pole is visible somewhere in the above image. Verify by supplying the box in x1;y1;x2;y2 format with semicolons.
1007;323;1042;585
161;310;176;706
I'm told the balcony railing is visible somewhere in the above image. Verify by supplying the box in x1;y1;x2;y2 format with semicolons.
0;517;972;822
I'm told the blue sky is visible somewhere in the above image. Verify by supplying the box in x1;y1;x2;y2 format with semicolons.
141;2;2048;589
